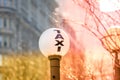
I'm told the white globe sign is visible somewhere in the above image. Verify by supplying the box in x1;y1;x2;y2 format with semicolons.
39;28;70;57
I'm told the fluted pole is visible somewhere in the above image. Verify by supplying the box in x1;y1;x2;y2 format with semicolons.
48;55;61;80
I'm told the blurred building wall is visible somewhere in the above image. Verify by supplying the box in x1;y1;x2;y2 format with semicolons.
0;0;58;53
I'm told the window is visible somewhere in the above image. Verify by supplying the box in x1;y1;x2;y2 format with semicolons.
3;37;9;48
21;0;28;10
31;4;37;24
3;39;7;48
14;0;17;9
0;0;9;6
0;36;9;48
4;41;7;47
0;0;2;6
8;0;12;7
21;0;29;20
4;0;8;6
7;0;17;9
0;0;17;8
0;16;10;29
0;17;3;28
0;36;2;48
4;18;7;28
9;17;12;30
31;0;38;8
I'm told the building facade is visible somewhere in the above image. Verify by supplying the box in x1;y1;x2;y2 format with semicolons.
0;0;58;53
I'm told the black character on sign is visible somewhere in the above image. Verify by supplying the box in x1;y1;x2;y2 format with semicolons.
55;33;64;39
55;40;64;52
54;30;64;52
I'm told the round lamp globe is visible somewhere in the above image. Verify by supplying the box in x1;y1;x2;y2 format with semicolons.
39;28;70;57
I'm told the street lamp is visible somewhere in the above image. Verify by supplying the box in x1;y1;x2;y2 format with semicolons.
39;28;70;80
101;26;120;80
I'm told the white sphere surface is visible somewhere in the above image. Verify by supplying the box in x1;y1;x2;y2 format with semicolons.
39;28;70;57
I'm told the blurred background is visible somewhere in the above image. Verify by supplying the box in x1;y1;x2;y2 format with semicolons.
0;0;120;80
